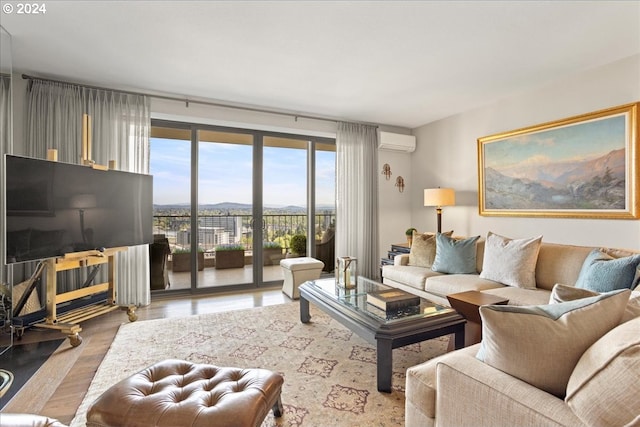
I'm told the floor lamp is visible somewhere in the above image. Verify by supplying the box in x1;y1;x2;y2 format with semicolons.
423;188;455;233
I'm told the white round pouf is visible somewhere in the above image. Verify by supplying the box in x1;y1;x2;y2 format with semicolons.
280;257;325;299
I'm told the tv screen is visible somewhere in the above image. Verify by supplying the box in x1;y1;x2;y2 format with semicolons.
4;155;153;264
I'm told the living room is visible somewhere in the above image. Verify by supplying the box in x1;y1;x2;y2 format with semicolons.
1;1;639;426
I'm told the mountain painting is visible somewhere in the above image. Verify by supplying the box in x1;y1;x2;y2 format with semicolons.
478;105;638;218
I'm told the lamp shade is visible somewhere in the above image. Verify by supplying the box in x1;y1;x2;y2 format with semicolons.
424;188;455;207
70;194;97;209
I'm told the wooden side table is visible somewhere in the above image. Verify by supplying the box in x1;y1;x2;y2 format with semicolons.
447;291;508;347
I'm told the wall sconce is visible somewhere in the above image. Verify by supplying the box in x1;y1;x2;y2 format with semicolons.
381;163;392;180
395;176;405;193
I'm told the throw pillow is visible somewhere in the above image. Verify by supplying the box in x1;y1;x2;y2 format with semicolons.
431;233;480;274
549;283;640;324
476;289;630;398
479;232;542;289
575;249;640;292
408;230;453;268
565;316;640;427
548;283;598;304
623;291;640;323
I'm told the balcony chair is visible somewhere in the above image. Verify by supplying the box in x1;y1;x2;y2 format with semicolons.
315;229;335;272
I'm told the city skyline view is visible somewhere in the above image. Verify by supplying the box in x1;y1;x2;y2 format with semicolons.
150;138;336;209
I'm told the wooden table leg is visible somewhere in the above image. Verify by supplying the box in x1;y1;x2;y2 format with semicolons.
376;338;393;393
300;296;311;323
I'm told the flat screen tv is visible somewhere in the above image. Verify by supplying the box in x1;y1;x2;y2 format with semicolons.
4;154;153;264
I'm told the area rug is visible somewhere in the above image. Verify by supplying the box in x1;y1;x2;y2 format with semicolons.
71;302;449;427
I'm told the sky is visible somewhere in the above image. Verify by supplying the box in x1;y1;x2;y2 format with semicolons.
150;138;336;207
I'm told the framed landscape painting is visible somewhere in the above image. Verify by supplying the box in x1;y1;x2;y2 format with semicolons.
477;102;639;219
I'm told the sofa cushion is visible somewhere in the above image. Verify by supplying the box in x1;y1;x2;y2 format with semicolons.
534;243;594;291
479;232;542;289
383;265;443;291
476;289;630;398
575;249;640;292
565;316;640;427
481;286;551;306
425;274;504;299
432;234;480;274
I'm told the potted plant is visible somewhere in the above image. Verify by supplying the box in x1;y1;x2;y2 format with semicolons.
215;243;245;269
405;227;417;246
263;241;284;266
289;234;307;257
172;247;205;272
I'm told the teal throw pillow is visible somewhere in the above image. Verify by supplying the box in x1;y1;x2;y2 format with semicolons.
431;233;480;274
575;249;640;292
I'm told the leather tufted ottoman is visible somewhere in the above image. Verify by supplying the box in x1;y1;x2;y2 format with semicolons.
86;359;284;427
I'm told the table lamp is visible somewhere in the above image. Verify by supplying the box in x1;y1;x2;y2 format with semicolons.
423;188;455;233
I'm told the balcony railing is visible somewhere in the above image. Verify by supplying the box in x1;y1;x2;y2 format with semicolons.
153;213;335;254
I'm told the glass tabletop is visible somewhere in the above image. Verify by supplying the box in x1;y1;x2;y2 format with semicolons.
305;277;455;323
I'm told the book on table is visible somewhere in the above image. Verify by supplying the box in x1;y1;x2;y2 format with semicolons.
366;289;420;312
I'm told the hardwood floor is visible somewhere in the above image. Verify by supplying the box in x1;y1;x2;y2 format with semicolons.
2;286;289;424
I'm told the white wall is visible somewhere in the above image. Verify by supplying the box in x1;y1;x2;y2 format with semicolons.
378;150;413;258
410;54;640;250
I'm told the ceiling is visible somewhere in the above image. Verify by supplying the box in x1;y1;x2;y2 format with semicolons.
2;1;639;129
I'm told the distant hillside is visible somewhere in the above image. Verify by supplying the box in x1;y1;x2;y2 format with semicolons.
486;149;626;210
154;202;335;212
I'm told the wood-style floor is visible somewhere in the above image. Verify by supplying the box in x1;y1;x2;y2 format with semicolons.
2;286;289;424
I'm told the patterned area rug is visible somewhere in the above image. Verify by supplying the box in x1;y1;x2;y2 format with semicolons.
71;302;448;427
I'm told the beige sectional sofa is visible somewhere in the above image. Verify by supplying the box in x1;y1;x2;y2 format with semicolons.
381;234;640;427
405;299;640;427
382;239;636;307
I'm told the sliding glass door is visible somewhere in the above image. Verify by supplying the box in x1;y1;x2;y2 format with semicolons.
150;121;335;294
197;130;254;289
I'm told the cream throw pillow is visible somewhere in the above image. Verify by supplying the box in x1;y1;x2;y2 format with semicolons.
479;232;542;289
476;289;630;398
549;283;640;324
408;230;452;268
565;316;640;426
548;283;598;304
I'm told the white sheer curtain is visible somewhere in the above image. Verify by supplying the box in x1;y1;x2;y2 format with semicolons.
25;79;151;306
336;122;380;279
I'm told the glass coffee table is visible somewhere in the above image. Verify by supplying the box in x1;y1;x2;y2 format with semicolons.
299;277;465;392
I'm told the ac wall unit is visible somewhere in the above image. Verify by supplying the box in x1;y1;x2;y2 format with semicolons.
378;131;416;153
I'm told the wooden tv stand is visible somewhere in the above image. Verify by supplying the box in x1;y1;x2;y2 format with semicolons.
32;247;137;347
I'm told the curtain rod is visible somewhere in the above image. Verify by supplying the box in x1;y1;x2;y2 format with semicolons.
22;73;379;127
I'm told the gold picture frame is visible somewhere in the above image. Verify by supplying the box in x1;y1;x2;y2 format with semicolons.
477;102;639;219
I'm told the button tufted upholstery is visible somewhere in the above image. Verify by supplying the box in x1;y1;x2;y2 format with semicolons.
86;359;284;427
0;414;68;427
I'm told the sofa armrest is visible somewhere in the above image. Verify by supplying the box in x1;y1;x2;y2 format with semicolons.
435;352;584;427
394;253;410;266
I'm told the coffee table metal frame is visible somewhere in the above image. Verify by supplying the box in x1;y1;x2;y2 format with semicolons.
299;277;465;392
